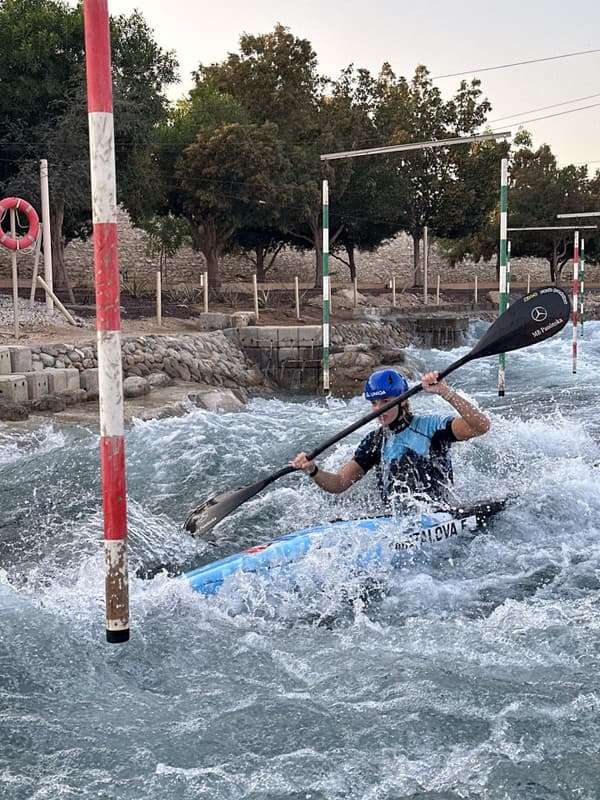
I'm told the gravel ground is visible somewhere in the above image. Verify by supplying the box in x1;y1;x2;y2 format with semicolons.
0;294;90;328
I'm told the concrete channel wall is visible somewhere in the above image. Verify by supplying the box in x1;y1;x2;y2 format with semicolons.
237;325;322;392
0;345;86;404
0;311;470;409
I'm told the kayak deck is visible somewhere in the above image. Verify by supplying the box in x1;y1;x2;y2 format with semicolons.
184;499;506;596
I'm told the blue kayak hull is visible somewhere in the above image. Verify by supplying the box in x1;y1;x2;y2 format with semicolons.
184;499;505;596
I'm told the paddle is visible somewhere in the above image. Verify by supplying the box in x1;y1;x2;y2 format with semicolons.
184;285;570;536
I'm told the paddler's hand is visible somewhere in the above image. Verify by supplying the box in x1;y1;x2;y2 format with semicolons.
291;451;317;475
421;370;450;396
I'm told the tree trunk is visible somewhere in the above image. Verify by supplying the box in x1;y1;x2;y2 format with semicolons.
255;242;266;282
550;241;558;284
313;244;323;288
190;219;227;289
50;204;75;303
345;243;356;282
203;250;220;289
160;246;168;289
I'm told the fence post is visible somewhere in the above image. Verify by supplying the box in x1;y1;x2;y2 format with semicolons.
156;271;162;327
572;231;579;374
252;273;259;321
580;238;585;337
322;179;330;394
294;275;300;320
423;225;428;304
29;232;43;307
36;276;77;326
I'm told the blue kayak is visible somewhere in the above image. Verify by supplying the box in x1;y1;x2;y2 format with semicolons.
184;499;506;596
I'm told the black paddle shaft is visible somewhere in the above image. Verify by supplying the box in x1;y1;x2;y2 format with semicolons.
184;286;570;535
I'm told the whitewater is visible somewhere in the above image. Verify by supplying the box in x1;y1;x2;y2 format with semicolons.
1;319;599;800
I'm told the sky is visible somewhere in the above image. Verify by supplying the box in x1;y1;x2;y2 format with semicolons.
100;0;599;172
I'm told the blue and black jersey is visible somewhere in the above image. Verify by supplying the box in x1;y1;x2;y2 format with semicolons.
353;413;457;504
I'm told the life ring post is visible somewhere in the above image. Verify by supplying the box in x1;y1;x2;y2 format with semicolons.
10;209;19;338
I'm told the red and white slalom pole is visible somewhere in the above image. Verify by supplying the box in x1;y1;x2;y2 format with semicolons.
580;238;585;338
83;0;129;643
572;231;579;375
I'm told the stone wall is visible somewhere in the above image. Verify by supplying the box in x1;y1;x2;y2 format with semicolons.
28;329;264;388
0;329;268;421
1;308;465;420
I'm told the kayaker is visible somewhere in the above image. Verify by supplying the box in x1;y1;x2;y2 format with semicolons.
291;368;490;507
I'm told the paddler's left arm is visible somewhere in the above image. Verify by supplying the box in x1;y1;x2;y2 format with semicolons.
421;370;491;441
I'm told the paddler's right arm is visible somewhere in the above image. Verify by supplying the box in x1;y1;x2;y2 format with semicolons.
291;452;364;494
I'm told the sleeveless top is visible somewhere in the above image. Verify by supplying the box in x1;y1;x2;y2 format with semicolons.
353;413;456;504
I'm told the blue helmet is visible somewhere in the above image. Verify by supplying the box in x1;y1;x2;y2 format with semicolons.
364;369;409;401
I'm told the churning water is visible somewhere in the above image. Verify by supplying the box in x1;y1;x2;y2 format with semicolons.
2;320;600;799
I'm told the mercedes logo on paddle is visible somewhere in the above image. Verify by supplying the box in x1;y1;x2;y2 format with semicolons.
531;306;548;323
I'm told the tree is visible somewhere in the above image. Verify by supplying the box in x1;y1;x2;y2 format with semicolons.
140;213;191;287
371;65;495;285
324;66;401;281
198;25;355;287
176;122;291;287
0;0;177;287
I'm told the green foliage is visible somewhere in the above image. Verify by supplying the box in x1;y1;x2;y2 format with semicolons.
509;143;594;280
165;284;205;304
193;25;350;286
370;66;497;254
5;6;594;290
141;213;191;270
166;88;294;285
0;0;178;267
120;272;152;299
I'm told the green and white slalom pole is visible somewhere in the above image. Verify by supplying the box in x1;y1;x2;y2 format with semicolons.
322;179;330;396
506;240;511;309
580;238;585;337
498;158;508;396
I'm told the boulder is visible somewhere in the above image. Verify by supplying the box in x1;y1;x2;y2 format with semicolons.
147;372;172;389
123;376;150;398
189;388;247;413
0;400;28;421
27;395;67;413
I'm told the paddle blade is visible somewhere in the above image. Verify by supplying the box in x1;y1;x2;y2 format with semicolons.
184;481;268;537
184;465;295;537
471;286;570;359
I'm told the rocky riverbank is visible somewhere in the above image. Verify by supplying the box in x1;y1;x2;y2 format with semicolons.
1;294;445;423
0;326;272;423
3;286;597;426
